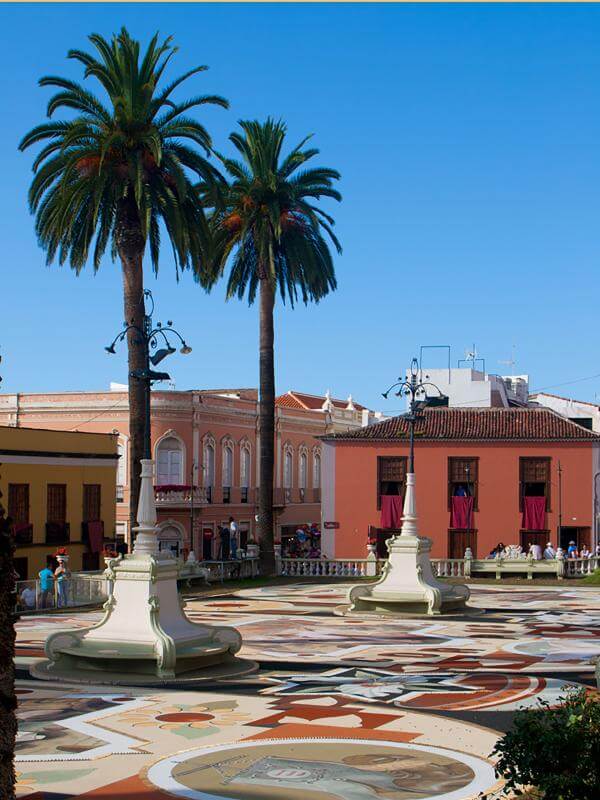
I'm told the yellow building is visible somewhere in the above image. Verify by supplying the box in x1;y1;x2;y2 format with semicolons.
0;425;118;578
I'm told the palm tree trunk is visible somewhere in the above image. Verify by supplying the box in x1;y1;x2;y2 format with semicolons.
0;490;16;800
258;277;276;575
115;196;148;539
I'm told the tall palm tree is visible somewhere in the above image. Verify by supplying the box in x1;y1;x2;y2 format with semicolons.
205;119;342;574
19;28;227;529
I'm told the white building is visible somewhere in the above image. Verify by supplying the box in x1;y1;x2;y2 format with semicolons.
412;367;529;409
529;392;600;433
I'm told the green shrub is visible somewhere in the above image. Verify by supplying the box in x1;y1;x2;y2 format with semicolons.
492;689;600;799
581;569;600;585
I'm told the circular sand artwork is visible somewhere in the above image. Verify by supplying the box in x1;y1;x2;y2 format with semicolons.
147;737;497;800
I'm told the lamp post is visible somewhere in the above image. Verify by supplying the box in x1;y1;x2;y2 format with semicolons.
105;289;192;460
382;358;445;474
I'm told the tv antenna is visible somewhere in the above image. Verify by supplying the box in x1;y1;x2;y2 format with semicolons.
499;345;517;374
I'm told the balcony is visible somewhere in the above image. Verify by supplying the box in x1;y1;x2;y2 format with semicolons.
222;487;231;504
116;484;125;503
45;522;70;546
154;485;209;507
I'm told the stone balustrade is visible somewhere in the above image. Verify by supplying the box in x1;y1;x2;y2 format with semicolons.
154;486;209;506
279;558;379;578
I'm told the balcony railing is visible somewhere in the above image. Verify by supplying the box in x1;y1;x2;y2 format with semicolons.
45;522;70;546
154;486;209;507
222;486;231;504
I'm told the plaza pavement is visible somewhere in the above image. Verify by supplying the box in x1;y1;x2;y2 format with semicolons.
14;581;600;799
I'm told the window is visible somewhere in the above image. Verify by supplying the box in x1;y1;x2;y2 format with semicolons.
83;484;101;522
203;441;215;502
240;446;251;503
520;457;551;511
377;457;407;510
313;452;321;489
299;451;307;501
222;444;233;488
448;457;479;511
157;436;184;485
47;484;66;523
8;484;29;525
284;449;293;489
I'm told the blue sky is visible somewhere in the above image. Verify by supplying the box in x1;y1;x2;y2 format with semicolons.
2;3;600;411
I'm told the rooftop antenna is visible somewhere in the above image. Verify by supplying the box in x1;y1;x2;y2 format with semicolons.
458;344;485;374
499;344;517;374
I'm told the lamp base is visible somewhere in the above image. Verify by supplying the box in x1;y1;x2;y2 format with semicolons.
30;551;256;685
345;534;470;617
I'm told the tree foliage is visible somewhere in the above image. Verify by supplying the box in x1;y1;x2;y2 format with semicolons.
19;27;226;276
493;688;600;800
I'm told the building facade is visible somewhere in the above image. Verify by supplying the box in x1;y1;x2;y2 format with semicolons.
321;407;600;560
0;387;378;558
0;425;117;578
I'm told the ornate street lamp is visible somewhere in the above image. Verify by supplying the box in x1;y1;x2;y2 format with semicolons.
105;290;191;459
382;357;445;474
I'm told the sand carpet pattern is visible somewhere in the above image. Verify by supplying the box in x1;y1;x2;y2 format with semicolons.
14;583;600;798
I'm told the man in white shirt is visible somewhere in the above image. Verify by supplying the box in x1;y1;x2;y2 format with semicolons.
543;542;556;559
529;542;542;560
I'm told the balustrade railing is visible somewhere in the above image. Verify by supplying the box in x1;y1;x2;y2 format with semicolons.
154;486;209;506
279;558;378;578
563;556;600;576
430;558;467;577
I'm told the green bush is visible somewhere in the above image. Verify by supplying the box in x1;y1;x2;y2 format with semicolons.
581;568;600;585
492;689;600;799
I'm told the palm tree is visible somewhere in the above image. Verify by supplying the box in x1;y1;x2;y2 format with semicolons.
205;119;342;574
19;28;227;529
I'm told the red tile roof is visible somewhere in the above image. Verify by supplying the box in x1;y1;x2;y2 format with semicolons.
276;391;366;411
321;407;600;442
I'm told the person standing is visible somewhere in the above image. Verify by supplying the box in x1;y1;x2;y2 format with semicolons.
54;555;70;607
38;560;55;609
219;525;230;560
229;516;239;559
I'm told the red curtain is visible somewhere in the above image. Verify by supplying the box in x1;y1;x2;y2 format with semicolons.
87;521;104;553
381;495;403;529
450;496;474;529
522;496;546;530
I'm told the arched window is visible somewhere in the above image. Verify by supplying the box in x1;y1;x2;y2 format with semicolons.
202;439;215;503
284;448;293;489
157;523;183;558
313;451;321;488
299;452;307;488
240;447;251;488
156;436;184;485
222;444;233;488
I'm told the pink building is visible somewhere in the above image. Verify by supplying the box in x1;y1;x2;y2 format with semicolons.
0;387;378;560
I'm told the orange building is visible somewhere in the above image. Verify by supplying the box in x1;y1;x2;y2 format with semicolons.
320;407;600;560
0;387;379;558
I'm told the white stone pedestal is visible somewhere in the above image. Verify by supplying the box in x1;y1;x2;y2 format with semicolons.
346;474;470;616
32;460;255;685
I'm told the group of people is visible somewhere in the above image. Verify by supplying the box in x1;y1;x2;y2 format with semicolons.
18;551;71;610
283;524;322;558
487;541;600;560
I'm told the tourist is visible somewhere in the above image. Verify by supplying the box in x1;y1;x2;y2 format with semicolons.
54;555;71;607
38;560;55;608
567;540;579;559
229;516;238;559
529;542;542;560
580;544;591;558
218;525;230;560
19;584;36;610
543;542;556;559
